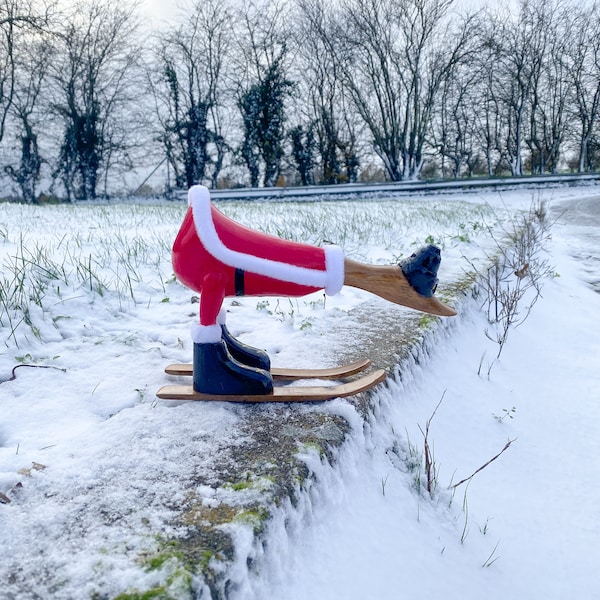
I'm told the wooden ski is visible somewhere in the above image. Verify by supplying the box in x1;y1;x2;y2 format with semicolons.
156;368;386;403
164;358;372;380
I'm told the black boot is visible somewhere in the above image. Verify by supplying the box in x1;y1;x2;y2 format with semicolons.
193;341;273;396
400;245;441;297
221;324;271;371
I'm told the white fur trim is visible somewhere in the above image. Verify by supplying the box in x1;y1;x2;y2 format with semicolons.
324;244;344;295
191;323;222;344
188;185;345;295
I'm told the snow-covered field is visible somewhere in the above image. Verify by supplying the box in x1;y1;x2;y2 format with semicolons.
1;185;599;598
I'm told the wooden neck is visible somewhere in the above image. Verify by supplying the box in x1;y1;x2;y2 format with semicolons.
343;258;456;317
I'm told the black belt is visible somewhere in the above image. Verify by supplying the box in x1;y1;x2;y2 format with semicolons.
235;268;245;296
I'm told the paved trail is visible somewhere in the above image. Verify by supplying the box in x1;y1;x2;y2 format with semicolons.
553;195;600;293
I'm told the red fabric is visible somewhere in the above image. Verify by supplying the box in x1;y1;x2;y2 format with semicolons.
214;207;326;270
172;205;325;326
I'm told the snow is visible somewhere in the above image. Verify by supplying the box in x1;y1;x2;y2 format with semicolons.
254;248;600;599
1;186;599;598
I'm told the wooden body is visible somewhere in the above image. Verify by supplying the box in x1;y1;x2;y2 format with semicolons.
343;258;456;317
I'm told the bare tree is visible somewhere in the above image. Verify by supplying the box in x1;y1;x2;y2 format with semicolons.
49;0;141;200
150;0;232;190
235;0;293;187
292;0;360;185
470;32;508;177
565;2;600;172
0;0;52;144
524;0;570;174
335;0;476;181
4;31;50;202
334;0;403;180
432;52;483;178
483;0;551;176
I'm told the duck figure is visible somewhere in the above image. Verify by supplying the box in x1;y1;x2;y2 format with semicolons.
172;185;456;396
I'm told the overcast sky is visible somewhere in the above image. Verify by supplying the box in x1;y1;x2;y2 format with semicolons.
137;0;509;28
139;0;180;25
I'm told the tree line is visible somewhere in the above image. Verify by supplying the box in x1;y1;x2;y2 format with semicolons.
1;0;600;202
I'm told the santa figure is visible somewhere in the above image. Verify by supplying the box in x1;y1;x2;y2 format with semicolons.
172;185;454;396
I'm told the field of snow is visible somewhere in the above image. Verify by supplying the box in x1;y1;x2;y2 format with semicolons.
1;185;599;598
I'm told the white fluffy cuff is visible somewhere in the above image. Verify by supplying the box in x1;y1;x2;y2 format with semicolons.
191;323;222;344
324;244;345;296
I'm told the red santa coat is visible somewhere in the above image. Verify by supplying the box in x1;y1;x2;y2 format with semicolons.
172;186;345;336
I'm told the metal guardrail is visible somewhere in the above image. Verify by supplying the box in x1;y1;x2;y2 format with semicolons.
172;172;600;201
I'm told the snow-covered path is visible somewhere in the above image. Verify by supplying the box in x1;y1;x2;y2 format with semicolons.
249;197;600;599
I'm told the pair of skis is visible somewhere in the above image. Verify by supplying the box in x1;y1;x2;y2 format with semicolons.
156;358;386;403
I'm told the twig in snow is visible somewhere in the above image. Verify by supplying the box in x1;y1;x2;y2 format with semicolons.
0;364;67;385
418;391;446;496
450;439;516;490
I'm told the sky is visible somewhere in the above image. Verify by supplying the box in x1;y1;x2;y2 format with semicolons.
139;0;180;25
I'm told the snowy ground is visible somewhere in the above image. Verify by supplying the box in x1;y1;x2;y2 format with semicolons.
250;195;600;600
1;185;599;598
